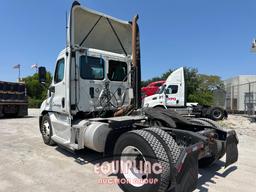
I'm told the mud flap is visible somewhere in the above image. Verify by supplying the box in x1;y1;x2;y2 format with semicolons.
168;143;203;192
225;130;239;167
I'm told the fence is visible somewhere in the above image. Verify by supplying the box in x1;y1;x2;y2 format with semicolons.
224;81;256;115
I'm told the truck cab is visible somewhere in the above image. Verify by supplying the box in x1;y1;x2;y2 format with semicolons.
143;67;186;108
143;67;227;120
38;1;140;150
41;48;132;116
39;1;137;119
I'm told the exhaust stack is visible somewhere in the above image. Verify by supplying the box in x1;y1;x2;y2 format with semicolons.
131;15;141;109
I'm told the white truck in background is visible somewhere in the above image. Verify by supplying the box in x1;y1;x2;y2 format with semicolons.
37;2;238;192
143;67;228;121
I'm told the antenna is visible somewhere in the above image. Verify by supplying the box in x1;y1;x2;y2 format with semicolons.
65;11;68;49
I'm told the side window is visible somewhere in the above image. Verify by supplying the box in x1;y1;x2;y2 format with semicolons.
157;85;166;94
166;85;178;94
54;59;65;84
108;60;127;81
80;56;104;80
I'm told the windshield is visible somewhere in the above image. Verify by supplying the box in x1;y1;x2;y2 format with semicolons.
156;84;166;94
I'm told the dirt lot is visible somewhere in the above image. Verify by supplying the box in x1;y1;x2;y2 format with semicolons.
0;109;256;192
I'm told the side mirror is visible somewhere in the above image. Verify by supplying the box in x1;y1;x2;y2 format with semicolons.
38;66;46;84
49;85;55;93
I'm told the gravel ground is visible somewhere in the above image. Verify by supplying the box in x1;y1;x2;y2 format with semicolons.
220;115;256;137
0;109;255;192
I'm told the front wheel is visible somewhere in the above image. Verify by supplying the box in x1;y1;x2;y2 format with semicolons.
40;114;55;146
114;130;170;192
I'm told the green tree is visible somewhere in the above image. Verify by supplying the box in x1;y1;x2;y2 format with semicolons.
22;72;52;108
197;74;224;91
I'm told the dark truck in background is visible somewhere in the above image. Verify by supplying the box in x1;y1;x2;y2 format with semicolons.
0;81;28;117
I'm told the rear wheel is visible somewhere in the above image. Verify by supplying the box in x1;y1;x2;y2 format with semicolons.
189;118;212;127
198;118;222;129
209;107;224;121
0;105;4;118
40;114;55;146
114;130;170;192
145;128;181;165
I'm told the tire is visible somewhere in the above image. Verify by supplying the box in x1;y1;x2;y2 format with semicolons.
209;107;224;121
154;106;166;110
149;119;164;127
114;130;170;192
16;105;28;117
189;118;212;127
198;118;222;129
145;128;181;165
40;114;55;146
0;105;4;118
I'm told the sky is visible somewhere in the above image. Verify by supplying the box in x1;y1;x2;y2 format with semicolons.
1;0;256;82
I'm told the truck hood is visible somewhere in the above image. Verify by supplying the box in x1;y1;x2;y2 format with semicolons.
143;94;160;107
68;1;132;55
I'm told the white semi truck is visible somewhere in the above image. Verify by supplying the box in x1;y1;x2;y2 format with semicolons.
38;2;238;192
143;67;228;121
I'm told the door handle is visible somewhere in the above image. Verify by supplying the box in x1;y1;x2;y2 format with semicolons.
62;98;65;108
89;87;94;98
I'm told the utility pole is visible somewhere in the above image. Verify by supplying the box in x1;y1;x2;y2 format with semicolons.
248;82;253;115
250;39;256;115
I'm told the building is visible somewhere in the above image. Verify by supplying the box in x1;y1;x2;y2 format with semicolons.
224;75;256;114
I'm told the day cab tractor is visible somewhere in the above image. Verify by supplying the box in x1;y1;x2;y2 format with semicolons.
143;67;228;121
38;2;238;192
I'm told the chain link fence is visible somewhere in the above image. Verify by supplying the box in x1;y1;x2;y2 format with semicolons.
224;81;256;115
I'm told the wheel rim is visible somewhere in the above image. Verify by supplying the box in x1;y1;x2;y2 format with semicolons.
42;120;50;137
213;109;222;119
121;146;148;187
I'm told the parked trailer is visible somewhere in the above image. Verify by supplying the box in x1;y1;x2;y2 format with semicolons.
0;81;28;117
38;2;238;192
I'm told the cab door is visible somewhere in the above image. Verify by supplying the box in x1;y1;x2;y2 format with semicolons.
164;67;185;107
48;57;72;141
50;58;67;113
